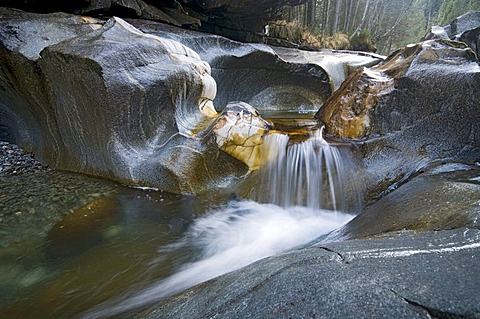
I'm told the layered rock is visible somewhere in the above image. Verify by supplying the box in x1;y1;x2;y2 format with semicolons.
316;39;480;203
2;0;309;42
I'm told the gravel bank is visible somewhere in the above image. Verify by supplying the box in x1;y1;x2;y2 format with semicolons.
0;141;50;176
0;141;120;247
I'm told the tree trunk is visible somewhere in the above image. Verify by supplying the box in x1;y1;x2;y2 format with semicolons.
350;0;370;38
323;0;330;35
350;0;361;33
344;0;354;32
331;0;341;34
306;0;316;27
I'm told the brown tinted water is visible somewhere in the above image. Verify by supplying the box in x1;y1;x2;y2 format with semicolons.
0;112;355;318
0;170;222;318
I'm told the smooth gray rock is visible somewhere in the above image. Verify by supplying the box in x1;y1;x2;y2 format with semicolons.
142;228;480;318
330;163;480;240
0;8;102;155
450;11;480;37
0;9;244;194
317;40;480;204
360;41;480;203
458;26;480;59
424;11;480;58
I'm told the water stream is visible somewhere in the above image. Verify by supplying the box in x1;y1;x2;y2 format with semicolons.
258;129;345;211
0;125;355;318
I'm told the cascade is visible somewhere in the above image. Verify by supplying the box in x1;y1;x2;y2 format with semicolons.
79;130;355;319
258;127;346;211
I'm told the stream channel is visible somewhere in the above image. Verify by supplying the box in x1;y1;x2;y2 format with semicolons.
0;110;355;318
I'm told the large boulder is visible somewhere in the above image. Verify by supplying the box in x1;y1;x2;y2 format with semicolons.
424;11;480;58
330;163;480;240
142;227;480;318
0;8;102;151
1;8;382;194
0;8;244;194
317;39;480;204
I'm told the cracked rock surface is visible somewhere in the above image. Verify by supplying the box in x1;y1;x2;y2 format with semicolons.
143;228;480;318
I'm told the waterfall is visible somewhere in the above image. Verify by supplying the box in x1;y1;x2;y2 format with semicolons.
79;128;354;319
258;128;346;211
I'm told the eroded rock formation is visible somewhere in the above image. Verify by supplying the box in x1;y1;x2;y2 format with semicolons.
0;8;239;194
2;0;309;42
317;39;480;203
1;7;379;194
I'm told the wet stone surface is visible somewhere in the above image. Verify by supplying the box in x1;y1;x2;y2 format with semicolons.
143;227;480;319
0;142;119;247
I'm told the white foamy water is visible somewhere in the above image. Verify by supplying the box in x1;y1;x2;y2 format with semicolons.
81;200;353;318
258;129;346;211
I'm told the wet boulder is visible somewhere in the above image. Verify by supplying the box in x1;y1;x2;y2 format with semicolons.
424;11;480;58
458;26;480;59
212;101;271;170
330;163;480;240
449;10;480;37
142;227;480;319
0;8;245;194
317;39;480;203
0;8;103;156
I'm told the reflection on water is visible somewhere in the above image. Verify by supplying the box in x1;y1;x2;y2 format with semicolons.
0;175;352;318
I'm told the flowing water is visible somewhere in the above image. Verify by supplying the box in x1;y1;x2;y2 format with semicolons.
0;126;355;318
258;129;345;211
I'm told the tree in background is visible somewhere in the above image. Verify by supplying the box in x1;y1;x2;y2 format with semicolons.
277;0;480;54
437;0;480;25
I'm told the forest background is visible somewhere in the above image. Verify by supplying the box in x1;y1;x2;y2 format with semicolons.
276;0;480;54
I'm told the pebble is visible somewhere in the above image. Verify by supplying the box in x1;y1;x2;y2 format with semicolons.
0;141;50;176
0;141;119;248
